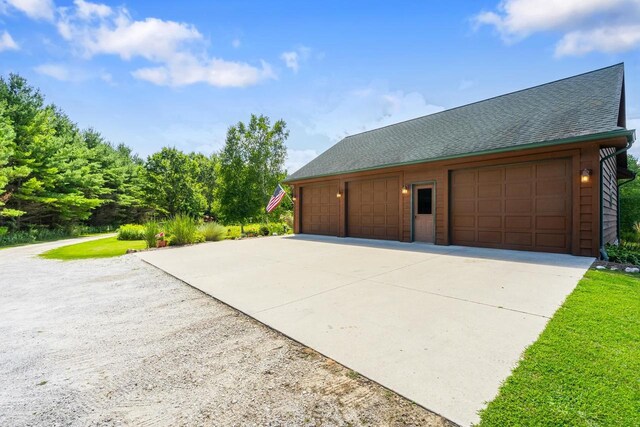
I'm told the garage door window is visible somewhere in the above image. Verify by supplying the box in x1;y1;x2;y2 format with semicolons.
417;188;432;214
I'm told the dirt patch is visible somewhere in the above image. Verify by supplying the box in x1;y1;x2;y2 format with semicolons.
0;246;452;427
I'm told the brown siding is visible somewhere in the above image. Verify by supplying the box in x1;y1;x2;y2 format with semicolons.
289;137;628;257
579;146;598;256
600;147;619;245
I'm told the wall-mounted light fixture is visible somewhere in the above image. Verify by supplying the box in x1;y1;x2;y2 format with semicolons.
401;185;409;195
292;195;297;201
581;168;592;183
336;191;342;198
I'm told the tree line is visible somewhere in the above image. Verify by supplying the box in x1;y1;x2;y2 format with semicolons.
0;74;291;233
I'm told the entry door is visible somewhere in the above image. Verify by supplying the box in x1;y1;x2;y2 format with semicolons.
413;185;434;243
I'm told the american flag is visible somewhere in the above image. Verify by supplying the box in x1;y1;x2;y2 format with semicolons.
266;184;286;213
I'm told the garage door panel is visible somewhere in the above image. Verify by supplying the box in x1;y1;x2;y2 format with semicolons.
536;216;566;230
505;182;532;197
536;233;567;248
506;165;533;181
478;200;502;213
478;231;501;244
347;176;399;240
537;180;568;196
478;169;502;182
453;229;475;242
454;185;476;199
505;216;532;230
505;199;532;214
478;216;501;228
537;161;567;178
536;198;567;213
505;232;533;246
478;184;502;198
301;183;339;236
451;158;572;253
453;215;475;228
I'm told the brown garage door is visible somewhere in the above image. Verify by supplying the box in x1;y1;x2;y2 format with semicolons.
300;183;339;236
450;158;572;253
347;176;400;240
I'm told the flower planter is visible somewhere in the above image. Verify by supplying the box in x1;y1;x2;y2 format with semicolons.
156;240;167;248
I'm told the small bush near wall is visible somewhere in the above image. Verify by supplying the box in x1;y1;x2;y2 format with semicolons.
606;242;640;266
117;224;145;241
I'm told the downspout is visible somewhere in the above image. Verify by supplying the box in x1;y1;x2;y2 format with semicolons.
617;172;637;242
600;140;635;260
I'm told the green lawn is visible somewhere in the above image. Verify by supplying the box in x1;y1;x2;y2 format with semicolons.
477;270;640;426
40;236;146;260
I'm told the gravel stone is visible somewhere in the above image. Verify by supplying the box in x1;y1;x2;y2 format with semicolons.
0;241;451;427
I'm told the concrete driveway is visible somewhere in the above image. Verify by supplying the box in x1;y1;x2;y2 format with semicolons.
138;235;593;426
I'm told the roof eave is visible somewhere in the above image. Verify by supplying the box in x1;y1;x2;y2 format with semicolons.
283;128;635;184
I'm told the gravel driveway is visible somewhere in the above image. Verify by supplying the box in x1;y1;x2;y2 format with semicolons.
0;238;451;427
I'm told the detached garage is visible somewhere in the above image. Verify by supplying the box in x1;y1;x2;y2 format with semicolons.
286;64;636;257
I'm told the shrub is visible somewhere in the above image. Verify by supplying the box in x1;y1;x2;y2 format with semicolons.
199;222;227;241
280;211;293;229
117;224;145;240
166;214;202;245
606;242;640;265
621;230;640;244
259;225;270;236
0;226;7;236
142;221;161;248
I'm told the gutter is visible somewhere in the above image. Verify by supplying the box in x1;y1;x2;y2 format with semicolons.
284;128;635;184
600;132;636;260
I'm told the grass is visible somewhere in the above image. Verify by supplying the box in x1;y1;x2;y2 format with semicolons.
477;270;640;426
40;236;146;260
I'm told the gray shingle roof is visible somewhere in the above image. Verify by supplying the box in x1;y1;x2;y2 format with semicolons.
287;63;626;181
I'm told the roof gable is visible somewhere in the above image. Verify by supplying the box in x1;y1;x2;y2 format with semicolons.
288;63;626;181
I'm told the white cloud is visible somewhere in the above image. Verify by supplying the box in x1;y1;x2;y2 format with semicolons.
34;62;115;83
2;0;55;21
132;56;275;88
73;0;110;20
308;83;444;142
34;63;71;80
0;30;19;51
281;51;299;72
286;148;318;173
280;45;311;73
555;25;640;56
474;0;640;55
55;0;275;87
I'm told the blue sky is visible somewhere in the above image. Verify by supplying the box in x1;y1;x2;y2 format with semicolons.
1;0;639;170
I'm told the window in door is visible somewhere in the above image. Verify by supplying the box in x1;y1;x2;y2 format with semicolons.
417;188;432;214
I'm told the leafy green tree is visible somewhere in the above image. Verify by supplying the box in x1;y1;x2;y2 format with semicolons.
190;152;218;217
0;101;30;218
84;129;148;225
620;154;640;234
0;75;104;228
217;114;288;229
144;147;206;217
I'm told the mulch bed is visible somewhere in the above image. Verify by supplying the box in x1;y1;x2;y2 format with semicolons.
591;260;640;272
